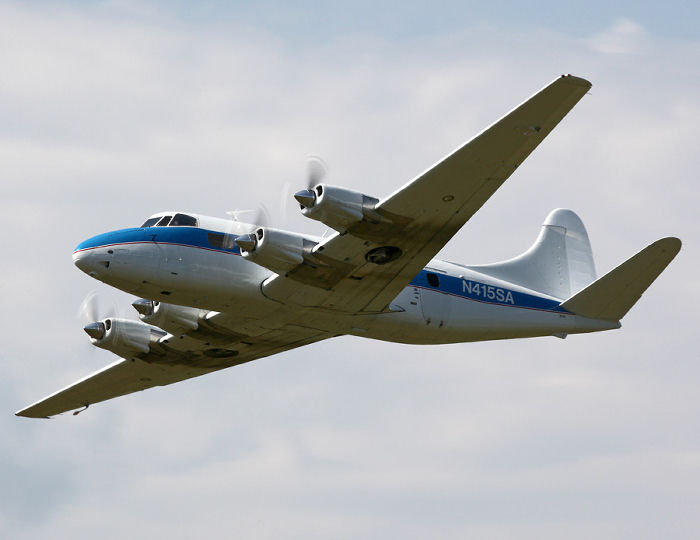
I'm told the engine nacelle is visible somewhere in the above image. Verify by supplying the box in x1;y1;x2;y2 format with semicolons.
132;299;202;335
84;318;153;358
295;184;381;233
235;227;317;274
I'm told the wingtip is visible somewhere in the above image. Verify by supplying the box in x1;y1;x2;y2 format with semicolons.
15;405;52;419
657;236;682;255
560;74;592;88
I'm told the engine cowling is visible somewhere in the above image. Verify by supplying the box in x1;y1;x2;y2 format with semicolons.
235;227;317;274
83;318;153;357
132;299;202;335
294;184;381;233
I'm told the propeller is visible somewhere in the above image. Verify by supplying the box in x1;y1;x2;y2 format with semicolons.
306;154;328;189
76;290;117;341
225;204;271;229
278;179;293;225
294;155;329;209
228;155;329;230
77;290;100;325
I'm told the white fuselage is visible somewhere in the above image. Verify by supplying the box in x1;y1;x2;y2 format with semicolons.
72;214;618;346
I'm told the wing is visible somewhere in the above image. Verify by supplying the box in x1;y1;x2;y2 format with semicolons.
264;75;592;312
16;322;330;418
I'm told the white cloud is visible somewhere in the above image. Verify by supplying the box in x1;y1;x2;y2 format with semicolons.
585;18;649;54
2;3;699;540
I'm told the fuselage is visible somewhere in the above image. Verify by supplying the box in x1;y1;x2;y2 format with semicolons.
72;211;618;345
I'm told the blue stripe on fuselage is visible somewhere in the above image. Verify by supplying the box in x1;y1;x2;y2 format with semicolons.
73;227;241;255
410;271;567;313
75;228;566;313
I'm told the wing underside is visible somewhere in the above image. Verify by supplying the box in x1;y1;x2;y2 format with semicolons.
263;75;592;313
17;323;330;418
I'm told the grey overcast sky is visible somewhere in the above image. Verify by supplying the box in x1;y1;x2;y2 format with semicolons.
2;1;698;539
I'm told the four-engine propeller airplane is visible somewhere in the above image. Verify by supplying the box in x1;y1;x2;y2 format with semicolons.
16;75;681;418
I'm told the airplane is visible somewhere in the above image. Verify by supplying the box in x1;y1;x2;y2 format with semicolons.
16;74;681;418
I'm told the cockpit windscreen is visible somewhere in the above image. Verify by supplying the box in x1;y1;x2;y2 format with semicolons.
140;217;160;228
140;213;196;228
170;214;197;227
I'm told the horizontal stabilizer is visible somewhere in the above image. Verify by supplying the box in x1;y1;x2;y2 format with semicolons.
560;237;681;321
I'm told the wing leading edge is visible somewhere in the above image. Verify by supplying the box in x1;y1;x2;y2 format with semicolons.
264;75;592;313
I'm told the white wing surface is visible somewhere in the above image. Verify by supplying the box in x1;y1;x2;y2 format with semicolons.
264;75;592;312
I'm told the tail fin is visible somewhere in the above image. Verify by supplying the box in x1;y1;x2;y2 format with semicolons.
469;209;596;299
559;237;681;321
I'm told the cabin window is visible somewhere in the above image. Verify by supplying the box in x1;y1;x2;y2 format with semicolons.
170;213;197;227
208;233;236;250
156;215;172;226
426;272;440;287
140;217;160;228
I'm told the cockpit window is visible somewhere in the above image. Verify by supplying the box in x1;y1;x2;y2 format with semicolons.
156;215;172;226
140;217;160;228
170;213;197;227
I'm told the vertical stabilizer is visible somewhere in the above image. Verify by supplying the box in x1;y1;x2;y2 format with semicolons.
468;209;596;299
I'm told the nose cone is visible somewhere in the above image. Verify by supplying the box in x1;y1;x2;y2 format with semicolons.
72;228;154;294
73;248;107;277
73;231;117;277
73;249;91;273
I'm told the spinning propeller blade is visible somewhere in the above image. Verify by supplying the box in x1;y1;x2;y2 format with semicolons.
306;155;328;189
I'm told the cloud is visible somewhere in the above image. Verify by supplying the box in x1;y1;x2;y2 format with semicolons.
2;2;699;539
585;18;649;54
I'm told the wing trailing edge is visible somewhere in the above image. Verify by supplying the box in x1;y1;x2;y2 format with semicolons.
559;237;681;321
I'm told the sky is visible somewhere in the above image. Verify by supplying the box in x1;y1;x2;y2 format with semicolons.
2;1;699;538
